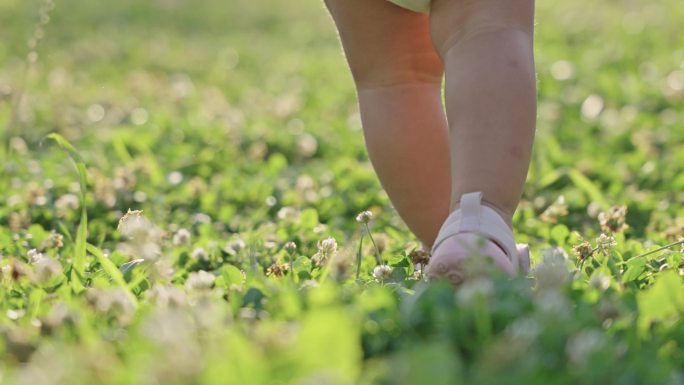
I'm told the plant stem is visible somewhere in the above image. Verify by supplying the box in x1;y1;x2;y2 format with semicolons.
364;223;382;265
632;239;684;260
356;233;364;280
289;251;296;285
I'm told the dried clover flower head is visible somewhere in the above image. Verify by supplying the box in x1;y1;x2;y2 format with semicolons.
355;210;373;224
572;241;594;261
598;205;628;233
40;230;64;249
539;195;568;224
409;249;430;266
266;260;289;278
4;260;29;282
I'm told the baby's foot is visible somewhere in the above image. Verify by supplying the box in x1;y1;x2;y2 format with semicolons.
425;192;530;285
426;233;526;285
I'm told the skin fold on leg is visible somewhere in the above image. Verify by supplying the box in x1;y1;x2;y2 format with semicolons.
324;0;451;246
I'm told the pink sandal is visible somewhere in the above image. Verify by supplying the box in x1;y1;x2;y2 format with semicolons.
425;192;531;285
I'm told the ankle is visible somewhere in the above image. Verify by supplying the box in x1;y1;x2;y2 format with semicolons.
450;198;514;230
480;200;514;230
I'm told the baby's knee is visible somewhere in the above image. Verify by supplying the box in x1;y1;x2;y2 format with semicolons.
429;0;535;56
349;54;443;90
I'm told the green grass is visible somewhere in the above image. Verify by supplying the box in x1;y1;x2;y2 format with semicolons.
1;0;684;383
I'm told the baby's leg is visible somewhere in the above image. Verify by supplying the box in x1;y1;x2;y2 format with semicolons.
325;0;450;246
430;0;537;227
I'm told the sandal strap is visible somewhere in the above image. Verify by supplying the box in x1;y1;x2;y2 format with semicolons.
431;192;520;272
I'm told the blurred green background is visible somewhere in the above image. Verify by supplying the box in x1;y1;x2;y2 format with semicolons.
2;0;683;238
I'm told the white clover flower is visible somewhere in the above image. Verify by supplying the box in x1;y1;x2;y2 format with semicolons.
312;237;338;266
299;279;319;289
284;241;297;254
506;317;542;346
318;237;337;255
596;233;617;254
173;228;191;246
532;247;571;290
33;256;63;286
223;238;246;256
456;277;494;306
191;247;208;261
277;206;300;221
1;265;11;280
356;210;373;224
139;308;203;381
185;270;215;291
535;291;571;319
330;250;353;281
145;284;187;308
117;209;149;237
191;213;211;225
589;273;610;291
27;248;45;263
41;301;72;332
117;209;163;260
372;264;392;281
566;329;605;366
152;258;175;281
86;288;136;324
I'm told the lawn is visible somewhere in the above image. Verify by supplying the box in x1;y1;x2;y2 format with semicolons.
1;0;684;383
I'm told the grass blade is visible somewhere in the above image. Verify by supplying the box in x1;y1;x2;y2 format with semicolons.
86;244;138;305
43;133;88;292
567;168;610;210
